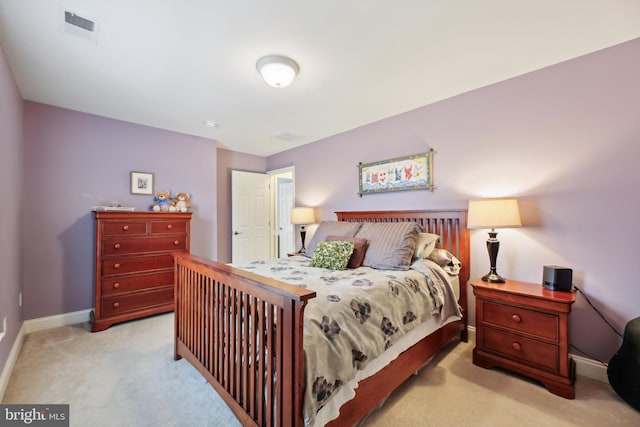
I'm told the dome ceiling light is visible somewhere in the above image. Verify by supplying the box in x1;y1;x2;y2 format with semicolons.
256;55;299;88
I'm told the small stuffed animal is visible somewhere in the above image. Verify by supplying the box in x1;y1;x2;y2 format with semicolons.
150;190;176;212
173;192;192;212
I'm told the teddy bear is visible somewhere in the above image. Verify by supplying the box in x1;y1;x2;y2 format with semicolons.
150;190;176;212
172;192;192;212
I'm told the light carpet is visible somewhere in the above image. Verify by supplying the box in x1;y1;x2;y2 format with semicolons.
2;313;638;426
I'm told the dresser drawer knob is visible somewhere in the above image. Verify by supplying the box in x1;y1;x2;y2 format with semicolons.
113;243;121;250
122;225;129;231
173;240;180;246
512;342;522;351
511;314;522;323
167;224;173;230
113;263;121;269
113;282;120;289
113;302;120;309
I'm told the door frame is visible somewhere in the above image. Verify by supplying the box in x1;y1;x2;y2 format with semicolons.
267;166;295;258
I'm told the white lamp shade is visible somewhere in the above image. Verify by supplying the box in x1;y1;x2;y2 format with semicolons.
256;55;299;88
291;207;315;225
468;198;521;229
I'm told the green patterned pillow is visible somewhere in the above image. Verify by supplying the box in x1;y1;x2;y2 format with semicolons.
309;240;355;270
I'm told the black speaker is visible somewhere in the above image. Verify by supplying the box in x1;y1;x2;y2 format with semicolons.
542;265;573;291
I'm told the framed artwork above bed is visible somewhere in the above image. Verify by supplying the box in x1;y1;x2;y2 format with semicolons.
358;150;434;196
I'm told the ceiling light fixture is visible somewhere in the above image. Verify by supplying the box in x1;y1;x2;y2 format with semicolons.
256;55;299;88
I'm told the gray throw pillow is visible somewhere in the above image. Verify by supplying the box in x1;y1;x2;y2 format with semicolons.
355;222;421;270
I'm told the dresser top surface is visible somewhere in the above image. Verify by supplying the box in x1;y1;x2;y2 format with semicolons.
93;210;192;219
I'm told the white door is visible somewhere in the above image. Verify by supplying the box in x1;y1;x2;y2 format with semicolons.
231;171;271;264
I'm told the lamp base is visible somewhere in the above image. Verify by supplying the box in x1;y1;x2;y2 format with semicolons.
482;272;506;283
297;228;307;254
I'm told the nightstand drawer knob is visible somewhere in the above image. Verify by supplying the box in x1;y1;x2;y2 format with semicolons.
173;240;180;246
167;224;173;230
122;225;129;231
512;342;522;351
511;314;522;323
113;263;121;269
113;282;120;289
113;243;121;249
113;302;120;309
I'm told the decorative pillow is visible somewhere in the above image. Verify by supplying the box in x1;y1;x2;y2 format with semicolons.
304;221;362;258
325;235;369;268
414;232;440;259
309;240;355;270
427;248;462;275
355;222;421;270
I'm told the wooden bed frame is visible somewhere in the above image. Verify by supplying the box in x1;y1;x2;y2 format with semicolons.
174;209;469;427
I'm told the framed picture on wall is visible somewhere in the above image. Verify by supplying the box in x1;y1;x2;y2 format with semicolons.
358;150;435;196
130;171;155;195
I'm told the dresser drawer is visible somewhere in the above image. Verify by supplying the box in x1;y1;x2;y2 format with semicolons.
102;287;173;317
482;301;559;341
103;236;187;256
483;328;559;372
101;271;174;296
102;221;148;236
151;220;189;234
102;253;176;276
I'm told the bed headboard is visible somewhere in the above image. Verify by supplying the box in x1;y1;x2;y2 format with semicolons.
335;209;469;320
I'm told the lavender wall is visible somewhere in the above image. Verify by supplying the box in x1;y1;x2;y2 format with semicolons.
0;43;23;373
21;103;218;320
268;39;640;362
216;148;267;263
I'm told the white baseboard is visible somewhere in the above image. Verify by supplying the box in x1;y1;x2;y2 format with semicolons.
466;326;608;384
0;309;92;401
570;353;609;384
0;322;26;402
23;309;92;335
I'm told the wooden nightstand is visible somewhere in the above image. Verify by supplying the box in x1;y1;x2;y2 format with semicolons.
470;278;577;399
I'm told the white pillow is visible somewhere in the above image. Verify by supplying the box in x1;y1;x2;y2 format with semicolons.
414;232;440;259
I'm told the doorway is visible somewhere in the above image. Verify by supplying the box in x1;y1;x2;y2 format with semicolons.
231;167;295;263
268;167;295;258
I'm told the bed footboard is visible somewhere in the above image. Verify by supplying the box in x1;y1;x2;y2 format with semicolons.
174;254;316;427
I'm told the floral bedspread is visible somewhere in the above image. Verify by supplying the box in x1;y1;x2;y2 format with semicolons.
234;256;461;426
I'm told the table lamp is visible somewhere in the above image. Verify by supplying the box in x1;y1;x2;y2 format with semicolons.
468;198;521;283
291;207;316;253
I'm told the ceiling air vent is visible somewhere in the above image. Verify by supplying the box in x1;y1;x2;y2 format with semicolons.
64;11;95;32
60;8;100;42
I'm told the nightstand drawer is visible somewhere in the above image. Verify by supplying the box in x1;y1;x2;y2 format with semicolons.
483;301;559;341
483;328;559;372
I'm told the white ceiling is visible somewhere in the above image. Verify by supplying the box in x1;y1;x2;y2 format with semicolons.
1;1;639;157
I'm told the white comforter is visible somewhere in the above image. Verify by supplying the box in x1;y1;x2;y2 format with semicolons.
235;256;461;426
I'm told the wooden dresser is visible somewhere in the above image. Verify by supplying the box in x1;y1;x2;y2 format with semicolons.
92;211;192;332
471;278;576;398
